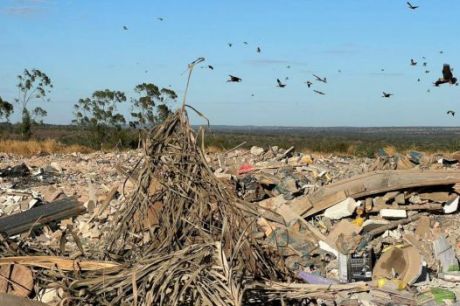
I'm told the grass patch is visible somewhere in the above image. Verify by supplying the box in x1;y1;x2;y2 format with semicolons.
0;139;93;155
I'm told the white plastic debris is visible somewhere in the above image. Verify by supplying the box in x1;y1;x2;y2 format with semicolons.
319;240;338;257
443;196;459;214
324;197;359;220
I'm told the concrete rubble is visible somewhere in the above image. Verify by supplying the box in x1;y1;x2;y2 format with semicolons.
2;147;460;305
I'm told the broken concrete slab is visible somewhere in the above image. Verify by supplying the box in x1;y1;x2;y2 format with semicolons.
379;209;407;219
433;235;459;273
324;197;359;220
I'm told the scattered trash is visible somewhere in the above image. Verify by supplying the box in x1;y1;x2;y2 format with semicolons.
2;124;460;304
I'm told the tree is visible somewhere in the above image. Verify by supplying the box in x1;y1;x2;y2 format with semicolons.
73;89;127;148
129;83;177;130
31;107;47;124
15;69;53;139
0;97;13;122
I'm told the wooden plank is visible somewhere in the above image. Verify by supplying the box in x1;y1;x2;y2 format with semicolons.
0;294;48;306
0;197;85;237
293;170;460;218
0;264;33;297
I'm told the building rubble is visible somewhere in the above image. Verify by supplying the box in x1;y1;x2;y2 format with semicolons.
2;134;460;304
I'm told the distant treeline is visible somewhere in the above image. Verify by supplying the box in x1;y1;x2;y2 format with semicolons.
2;122;460;156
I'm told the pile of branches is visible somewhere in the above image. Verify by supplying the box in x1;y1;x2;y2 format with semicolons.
64;108;289;305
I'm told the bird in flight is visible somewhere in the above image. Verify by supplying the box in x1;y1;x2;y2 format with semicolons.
313;90;325;95
423;62;427;67
447;110;455;117
407;2;419;9
276;78;286;88
157;17;164;21
228;43;232;47
227;75;242;82
257;47;261;53
243;41;248;45
425;70;430;74
305;81;313;88
208;65;214;70
382;92;393;98
417;78;421;82
123;26;128;30
313;74;327;83
440;50;444;54
410;59;417;66
434;64;457;86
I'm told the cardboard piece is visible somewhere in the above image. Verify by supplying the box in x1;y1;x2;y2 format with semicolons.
373;245;423;286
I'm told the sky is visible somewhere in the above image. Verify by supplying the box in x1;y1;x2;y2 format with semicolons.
0;0;459;127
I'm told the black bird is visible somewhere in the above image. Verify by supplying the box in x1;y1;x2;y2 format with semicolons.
410;59;417;66
427;89;431;93
434;64;457;86
123;26;128;30
243;41;248;45
285;77;289;80
447;110;455;117
417;78;421;82
381;68;385;72
440;50;444;54
286;65;291;69
338;69;342;73
157;17;164;21
276;78;286;88
144;70;148;73
227;75;242;82
423;62;427;67
228;43;232;47
313;74;327;83
425;70;430;74
208;65;214;70
382;92;393;98
313;90;325;95
257;47;261;53
305;81;313;88
407;2;419;9
251;94;255;97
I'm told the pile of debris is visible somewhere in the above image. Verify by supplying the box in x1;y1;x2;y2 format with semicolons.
3;120;460;304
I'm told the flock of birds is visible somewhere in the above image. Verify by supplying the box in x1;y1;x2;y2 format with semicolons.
121;3;458;117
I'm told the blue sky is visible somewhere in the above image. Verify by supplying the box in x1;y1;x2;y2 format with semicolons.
0;0;459;126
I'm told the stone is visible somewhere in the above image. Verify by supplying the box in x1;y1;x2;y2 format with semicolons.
394;193;406;205
50;162;63;173
250;146;264;156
